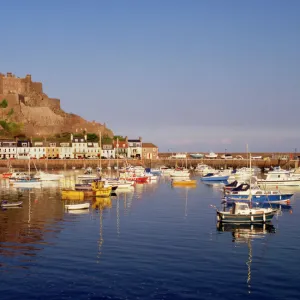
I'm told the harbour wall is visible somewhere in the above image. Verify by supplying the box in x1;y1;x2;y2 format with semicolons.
0;157;298;171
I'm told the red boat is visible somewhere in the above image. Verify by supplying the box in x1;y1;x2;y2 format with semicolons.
2;172;12;179
124;175;148;183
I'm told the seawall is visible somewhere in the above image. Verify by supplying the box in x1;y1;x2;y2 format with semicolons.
0;157;298;171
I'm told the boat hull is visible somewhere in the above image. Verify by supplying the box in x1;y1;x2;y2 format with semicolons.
172;180;197;186
216;210;276;223
94;187;112;197
201;176;229;181
65;203;90;210
62;190;85;200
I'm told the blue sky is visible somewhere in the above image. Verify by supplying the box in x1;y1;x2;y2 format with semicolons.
1;0;299;152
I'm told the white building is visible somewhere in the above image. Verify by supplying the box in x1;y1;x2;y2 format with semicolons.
102;143;115;158
16;140;31;159
72;136;88;158
30;141;46;159
86;142;101;158
59;142;73;159
127;137;142;158
0;139;17;159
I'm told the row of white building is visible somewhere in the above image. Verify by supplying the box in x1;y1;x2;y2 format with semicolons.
0;136;159;160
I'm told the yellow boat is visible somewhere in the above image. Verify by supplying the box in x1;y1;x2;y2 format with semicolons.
61;190;84;200
94;186;112;197
172;179;197;187
91;181;112;197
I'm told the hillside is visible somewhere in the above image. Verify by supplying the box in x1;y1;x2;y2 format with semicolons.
0;72;113;138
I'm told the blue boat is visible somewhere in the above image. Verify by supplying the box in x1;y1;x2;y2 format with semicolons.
224;183;293;204
201;173;230;181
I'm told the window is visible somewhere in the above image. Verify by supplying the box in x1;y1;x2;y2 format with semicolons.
22;142;27;147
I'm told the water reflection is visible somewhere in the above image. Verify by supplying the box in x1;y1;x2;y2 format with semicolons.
92;197;112;263
217;222;276;293
0;188;64;270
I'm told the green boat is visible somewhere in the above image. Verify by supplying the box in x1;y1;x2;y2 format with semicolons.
216;202;278;223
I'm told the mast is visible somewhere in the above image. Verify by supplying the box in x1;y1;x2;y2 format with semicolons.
99;131;102;172
116;137;119;177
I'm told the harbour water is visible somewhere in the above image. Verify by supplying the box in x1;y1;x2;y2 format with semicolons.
0;174;299;300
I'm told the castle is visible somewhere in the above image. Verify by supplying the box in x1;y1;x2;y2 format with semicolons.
0;72;61;111
0;72;114;138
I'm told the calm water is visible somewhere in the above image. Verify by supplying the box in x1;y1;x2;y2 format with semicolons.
0;174;300;300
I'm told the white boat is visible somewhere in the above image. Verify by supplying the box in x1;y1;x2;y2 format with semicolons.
1;201;23;207
221;154;233;159
169;153;187;159
255;172;300;187
12;179;42;188
170;169;190;178
205;152;218;159
65;203;90;210
9;172;29;181
34;171;64;181
190;153;204;159
194;164;217;175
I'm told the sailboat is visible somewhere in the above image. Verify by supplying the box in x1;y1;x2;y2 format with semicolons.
12;157;42;188
215;153;278;223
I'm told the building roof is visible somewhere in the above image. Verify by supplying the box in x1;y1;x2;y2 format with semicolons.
128;139;141;142
113;140;128;148
142;143;158;148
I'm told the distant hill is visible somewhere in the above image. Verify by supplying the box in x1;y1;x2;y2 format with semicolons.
0;72;113;138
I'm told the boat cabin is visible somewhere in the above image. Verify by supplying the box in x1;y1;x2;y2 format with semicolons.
231;203;251;215
231;183;250;192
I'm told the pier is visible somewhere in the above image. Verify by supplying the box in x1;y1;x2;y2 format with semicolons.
0;156;298;171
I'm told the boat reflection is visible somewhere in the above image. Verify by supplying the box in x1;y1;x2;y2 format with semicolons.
217;222;276;293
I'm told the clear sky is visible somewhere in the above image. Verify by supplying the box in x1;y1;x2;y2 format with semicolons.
1;0;299;153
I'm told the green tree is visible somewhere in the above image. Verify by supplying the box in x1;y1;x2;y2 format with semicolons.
87;133;99;142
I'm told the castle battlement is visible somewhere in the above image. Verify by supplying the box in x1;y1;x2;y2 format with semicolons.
0;72;42;95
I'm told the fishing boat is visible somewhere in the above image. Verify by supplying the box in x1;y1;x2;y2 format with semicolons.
172;179;197;186
1;200;23;207
201;172;229;181
65;203;90;210
216;202;278;223
91;180;112;197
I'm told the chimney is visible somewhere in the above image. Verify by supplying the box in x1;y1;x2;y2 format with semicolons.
125;136;128;142
139;136;142;142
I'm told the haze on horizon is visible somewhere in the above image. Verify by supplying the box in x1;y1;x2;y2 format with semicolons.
1;0;299;153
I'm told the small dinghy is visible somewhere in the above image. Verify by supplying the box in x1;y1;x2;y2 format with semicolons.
1;200;23;208
65;203;90;210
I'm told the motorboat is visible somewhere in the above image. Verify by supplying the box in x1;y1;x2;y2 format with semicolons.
194;164;218;175
201;172;229;181
254;172;300;187
205;152;218;159
223;183;293;205
216;202;277;223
